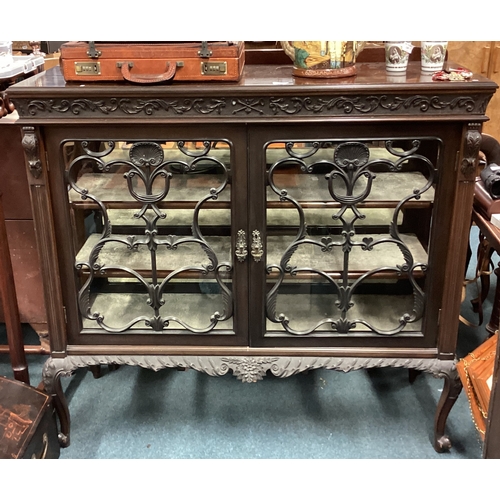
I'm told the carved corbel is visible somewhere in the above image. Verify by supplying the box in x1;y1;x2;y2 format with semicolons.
461;124;482;178
21;126;43;179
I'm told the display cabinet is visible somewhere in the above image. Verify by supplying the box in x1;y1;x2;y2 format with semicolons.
7;61;497;452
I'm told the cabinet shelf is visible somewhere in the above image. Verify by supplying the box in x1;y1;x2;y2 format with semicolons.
266;292;423;334
68;172;230;209
268;171;434;207
98;207;400;232
76;234;232;278
81;291;234;332
76;232;427;280
80;290;421;336
68;171;434;210
266;233;427;281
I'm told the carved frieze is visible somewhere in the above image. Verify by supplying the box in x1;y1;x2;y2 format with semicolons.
11;93;489;119
20;97;227;116
42;354;456;389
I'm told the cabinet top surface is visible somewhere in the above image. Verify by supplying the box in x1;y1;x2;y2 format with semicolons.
7;63;498;122
9;63;498;92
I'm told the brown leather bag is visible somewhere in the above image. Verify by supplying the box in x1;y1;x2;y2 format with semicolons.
59;41;245;84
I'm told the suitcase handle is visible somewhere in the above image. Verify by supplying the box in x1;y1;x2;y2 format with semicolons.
117;61;176;84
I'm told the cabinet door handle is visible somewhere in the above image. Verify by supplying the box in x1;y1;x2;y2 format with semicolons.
235;229;248;262
251;230;263;262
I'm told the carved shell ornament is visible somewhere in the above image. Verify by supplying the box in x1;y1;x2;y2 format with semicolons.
334;142;370;169
129;142;164;168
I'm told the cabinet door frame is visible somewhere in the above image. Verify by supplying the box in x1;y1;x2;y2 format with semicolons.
247;120;462;351
45;123;250;347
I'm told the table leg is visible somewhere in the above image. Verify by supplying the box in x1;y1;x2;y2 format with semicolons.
0;192;29;384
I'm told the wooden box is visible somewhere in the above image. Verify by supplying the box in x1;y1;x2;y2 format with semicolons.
0;377;59;459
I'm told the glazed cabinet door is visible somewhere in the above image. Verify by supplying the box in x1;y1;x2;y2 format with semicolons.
46;125;249;346
248;122;456;349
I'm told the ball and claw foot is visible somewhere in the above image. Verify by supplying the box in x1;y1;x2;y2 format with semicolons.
434;434;452;453
58;432;70;448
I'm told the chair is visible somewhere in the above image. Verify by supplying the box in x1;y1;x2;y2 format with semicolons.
463;133;500;457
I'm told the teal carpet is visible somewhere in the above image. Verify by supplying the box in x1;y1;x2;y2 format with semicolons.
0;226;492;459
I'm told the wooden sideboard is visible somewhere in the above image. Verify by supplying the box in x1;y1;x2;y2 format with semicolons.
7;61;497;451
0;53;49;349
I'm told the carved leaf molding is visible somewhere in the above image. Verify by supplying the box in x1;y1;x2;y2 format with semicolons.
24;98;227;116
16;94;484;118
42;355;456;389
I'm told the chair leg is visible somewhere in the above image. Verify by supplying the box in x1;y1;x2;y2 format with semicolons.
0;193;29;384
408;368;420;384
471;233;494;325
88;365;102;379
89;364;120;378
487;265;500;336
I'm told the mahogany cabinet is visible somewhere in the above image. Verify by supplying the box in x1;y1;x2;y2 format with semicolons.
7;62;497;451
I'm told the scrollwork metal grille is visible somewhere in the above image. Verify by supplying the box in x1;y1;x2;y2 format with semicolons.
66;139;233;333
266;138;438;336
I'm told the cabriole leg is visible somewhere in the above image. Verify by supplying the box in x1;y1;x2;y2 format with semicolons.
43;357;72;448
433;364;462;452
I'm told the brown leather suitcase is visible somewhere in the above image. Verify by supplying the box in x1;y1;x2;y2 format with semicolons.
59;41;245;84
0;377;60;458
